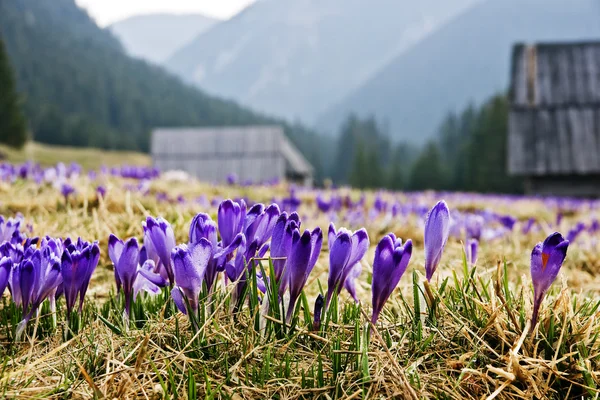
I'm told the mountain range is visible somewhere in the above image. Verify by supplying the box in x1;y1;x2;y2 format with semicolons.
0;0;323;175
110;13;219;64
164;0;479;122
316;0;600;142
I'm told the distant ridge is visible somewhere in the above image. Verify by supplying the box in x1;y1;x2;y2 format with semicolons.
316;0;600;143
110;13;219;64
165;0;479;122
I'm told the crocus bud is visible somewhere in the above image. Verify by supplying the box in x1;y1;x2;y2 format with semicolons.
271;212;300;286
530;232;569;326
424;201;450;282
466;238;478;266
371;235;412;324
61;240;100;316
285;228;322;322
218;199;246;248
313;294;324;331
325;223;369;307
108;235;140;318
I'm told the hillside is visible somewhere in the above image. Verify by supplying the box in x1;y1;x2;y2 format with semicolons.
166;0;478;121
316;0;600;143
0;0;323;176
110;13;219;64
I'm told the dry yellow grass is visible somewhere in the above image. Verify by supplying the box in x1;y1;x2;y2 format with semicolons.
0;174;599;399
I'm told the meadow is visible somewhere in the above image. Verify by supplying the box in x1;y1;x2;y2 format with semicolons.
0;155;599;399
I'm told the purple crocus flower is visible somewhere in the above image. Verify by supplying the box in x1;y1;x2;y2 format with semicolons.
466;238;478;265
498;215;517;231
218;199;246;248
371;234;413;324
0;256;10;296
0;215;26;244
189;212;243;292
522;218;536;235
143;217;176;285
316;194;332;213
465;215;483;241
325;223;369;307
243;203;281;251
285;227;322;322
225;235;254;301
566;222;585;243
14;248;63;339
424;201;450;282
108;236;165;316
61;240;100;317
108;235;140;318
170;239;213;316
61;183;75;202
226;173;238;185
530;232;569;326
96;185;107;199
270;212;300;285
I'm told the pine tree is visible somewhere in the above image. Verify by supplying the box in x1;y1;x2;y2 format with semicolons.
409;142;447;190
0;37;27;148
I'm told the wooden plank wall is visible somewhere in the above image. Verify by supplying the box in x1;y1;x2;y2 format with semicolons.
150;126;287;183
508;42;600;176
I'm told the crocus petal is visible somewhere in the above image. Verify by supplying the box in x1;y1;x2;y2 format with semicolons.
325;232;352;305
213;233;244;260
424;200;450;281
118;238;140;294
371;235;394;323
328;223;336;252
20;260;36;311
347;229;369;268
34;259;62;306
108;234;124;267
218;199;246;247
138;260;167;287
171;286;187;314
0;257;11;296
343;263;361;302
189;213;218;248
171;240;212;312
286;230;313;322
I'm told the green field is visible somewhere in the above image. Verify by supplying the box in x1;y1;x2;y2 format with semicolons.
0;142;150;169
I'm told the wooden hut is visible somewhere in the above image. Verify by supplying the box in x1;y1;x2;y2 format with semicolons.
507;41;600;196
151;126;314;186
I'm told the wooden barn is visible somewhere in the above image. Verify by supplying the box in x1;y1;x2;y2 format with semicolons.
151;126;314;186
507;41;600;197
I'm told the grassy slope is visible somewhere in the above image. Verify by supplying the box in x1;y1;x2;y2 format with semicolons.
0;177;598;398
0;142;150;169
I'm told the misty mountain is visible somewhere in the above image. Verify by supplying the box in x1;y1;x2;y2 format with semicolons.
165;0;479;121
317;0;600;143
0;0;324;175
110;13;219;64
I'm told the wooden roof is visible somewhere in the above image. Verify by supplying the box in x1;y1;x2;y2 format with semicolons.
508;42;600;176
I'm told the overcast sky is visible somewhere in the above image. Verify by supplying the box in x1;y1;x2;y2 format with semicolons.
75;0;256;26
